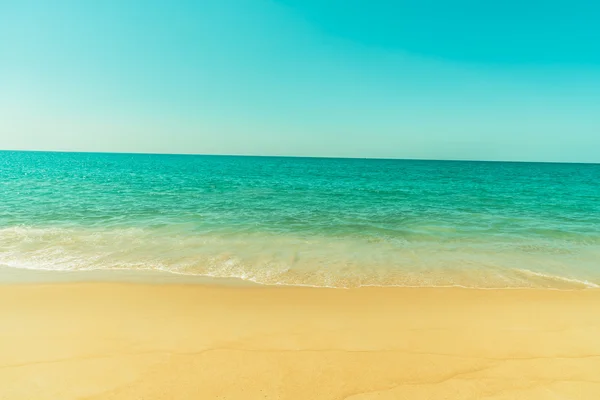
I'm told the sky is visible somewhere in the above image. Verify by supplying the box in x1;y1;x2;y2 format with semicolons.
1;0;599;162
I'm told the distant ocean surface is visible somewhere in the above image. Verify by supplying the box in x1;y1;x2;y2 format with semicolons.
1;151;599;289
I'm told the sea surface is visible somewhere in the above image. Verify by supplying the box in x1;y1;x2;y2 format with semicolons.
1;151;599;289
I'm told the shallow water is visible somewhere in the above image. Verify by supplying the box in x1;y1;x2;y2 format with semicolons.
1;151;599;288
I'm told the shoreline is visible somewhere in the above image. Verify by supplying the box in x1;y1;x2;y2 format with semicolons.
0;265;598;291
1;274;600;398
0;265;260;287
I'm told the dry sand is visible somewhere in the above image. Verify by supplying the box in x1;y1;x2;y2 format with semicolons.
1;282;600;399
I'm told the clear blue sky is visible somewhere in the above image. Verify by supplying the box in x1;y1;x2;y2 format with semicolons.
1;0;599;162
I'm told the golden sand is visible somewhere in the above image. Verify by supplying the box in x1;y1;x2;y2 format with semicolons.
1;283;599;399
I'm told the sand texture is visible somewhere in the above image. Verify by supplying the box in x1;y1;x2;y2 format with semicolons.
1;283;600;399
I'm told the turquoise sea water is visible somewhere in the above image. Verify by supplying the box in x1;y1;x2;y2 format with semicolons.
1;151;599;289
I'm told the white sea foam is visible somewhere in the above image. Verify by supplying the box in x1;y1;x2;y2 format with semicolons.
1;226;599;290
513;268;600;289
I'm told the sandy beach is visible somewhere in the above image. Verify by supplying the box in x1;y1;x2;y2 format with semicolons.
1;280;599;399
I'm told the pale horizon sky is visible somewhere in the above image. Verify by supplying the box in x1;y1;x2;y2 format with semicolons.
1;0;599;163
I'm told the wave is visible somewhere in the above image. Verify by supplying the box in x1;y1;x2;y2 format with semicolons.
1;226;599;290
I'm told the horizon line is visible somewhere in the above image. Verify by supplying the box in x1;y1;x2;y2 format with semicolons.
1;148;598;166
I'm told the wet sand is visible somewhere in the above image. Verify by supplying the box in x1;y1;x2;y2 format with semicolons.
1;282;600;399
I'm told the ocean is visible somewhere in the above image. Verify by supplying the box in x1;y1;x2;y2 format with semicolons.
1;151;599;289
